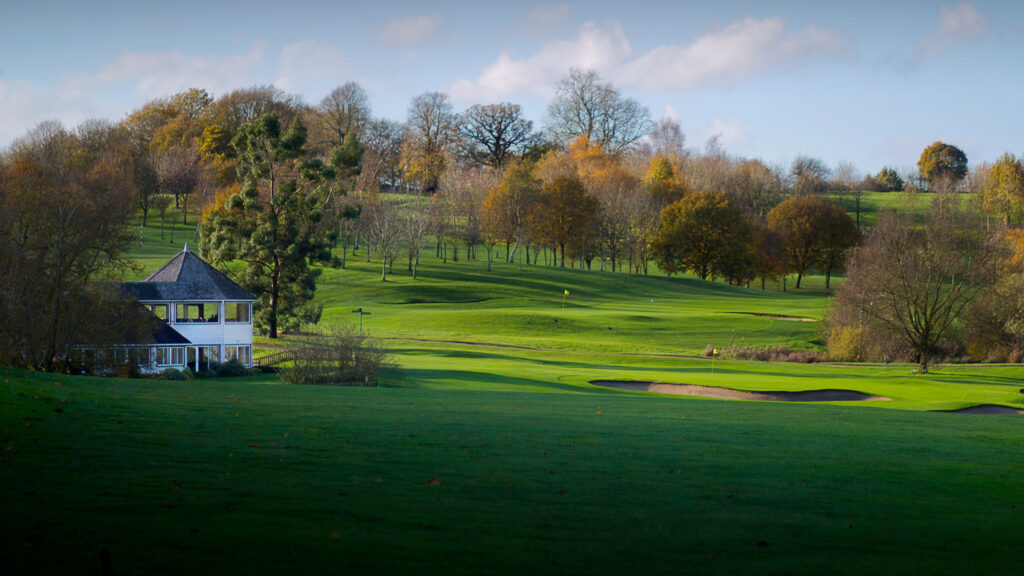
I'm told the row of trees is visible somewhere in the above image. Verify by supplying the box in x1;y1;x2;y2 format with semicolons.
0;121;157;370
6;67;1022;355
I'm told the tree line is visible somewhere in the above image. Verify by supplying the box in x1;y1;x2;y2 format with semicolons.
4;67;1024;366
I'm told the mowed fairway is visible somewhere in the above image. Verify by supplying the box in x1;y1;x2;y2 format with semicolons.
3;368;1024;575
4;214;1024;573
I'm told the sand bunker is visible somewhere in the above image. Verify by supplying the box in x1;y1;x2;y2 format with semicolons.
735;312;817;322
935;404;1024;415
590;380;889;402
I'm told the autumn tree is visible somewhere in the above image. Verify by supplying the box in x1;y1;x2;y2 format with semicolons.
570;139;637;272
650;190;755;281
403;92;460;194
534;175;599;267
828;197;1003;372
199;113;336;338
459;103;534;168
768;195;857;289
979;153;1024;224
545;68;651;154
875;167;905;192
643;156;687;207
918;141;968;191
819;202;862;288
0;121;140;370
481;161;542;268
731;159;784;217
962;229;1024;361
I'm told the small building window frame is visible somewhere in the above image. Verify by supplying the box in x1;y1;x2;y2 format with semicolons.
175;302;221;324
225;302;252;324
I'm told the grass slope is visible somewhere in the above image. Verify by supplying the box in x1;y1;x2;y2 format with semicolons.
3;368;1024;575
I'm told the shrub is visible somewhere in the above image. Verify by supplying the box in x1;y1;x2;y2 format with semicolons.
280;324;390;386
216;358;250;377
720;344;824;363
161;368;186;381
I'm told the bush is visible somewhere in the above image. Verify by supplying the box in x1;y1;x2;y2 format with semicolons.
703;343;823;363
280;324;390;386
161;368;186;380
216;358;250;377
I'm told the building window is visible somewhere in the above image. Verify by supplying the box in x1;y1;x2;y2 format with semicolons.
225;302;251;323
175;302;220;323
157;347;184;366
147;304;168;320
201;346;221;363
131;347;152;367
224;345;251;365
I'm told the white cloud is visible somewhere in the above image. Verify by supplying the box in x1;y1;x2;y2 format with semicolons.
516;4;572;37
0;44;268;148
374;15;445;47
707;118;752;151
274;41;345;95
450;17;851;102
618;18;852;91
96;42;265;99
450;20;631;102
917;2;988;58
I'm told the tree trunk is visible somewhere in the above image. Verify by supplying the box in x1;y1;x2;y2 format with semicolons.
381;256;387;281
269;261;280;338
796;272;803;289
559;243;565;267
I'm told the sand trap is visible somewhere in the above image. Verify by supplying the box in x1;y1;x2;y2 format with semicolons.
936;404;1024;415
590;380;889;402
735;312;817;322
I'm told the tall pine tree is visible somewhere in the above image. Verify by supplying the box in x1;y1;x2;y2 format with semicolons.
200;113;338;338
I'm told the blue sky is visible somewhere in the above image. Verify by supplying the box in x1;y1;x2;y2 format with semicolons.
2;0;1022;174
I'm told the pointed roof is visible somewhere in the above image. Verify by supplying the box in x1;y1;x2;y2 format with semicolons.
121;246;256;302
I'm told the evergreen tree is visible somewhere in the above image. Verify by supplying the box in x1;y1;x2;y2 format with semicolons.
200;113;337;338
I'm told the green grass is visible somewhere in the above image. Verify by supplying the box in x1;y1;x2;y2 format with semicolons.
9;206;1018;573
3;367;1024;575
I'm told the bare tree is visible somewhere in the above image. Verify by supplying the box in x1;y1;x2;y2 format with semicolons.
403;92;460;194
459;103;534;168
648;116;686;159
359;118;405;193
545;68;651;154
156;146;201;224
364;195;400;281
401;193;432;279
790;156;829;195
319;82;371;148
830;196;1004;372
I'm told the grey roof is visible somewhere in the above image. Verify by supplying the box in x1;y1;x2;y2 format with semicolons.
122;246;256;302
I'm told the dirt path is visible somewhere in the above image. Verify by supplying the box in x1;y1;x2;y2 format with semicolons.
589;380;890;402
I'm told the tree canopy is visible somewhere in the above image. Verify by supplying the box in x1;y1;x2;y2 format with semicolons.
918;141;968;190
199;113;337;338
651;190;755;282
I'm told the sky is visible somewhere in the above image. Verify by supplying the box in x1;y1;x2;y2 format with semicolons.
2;0;1022;174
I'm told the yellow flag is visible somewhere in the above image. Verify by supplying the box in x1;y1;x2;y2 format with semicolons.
564;289;570;295
713;348;718;355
